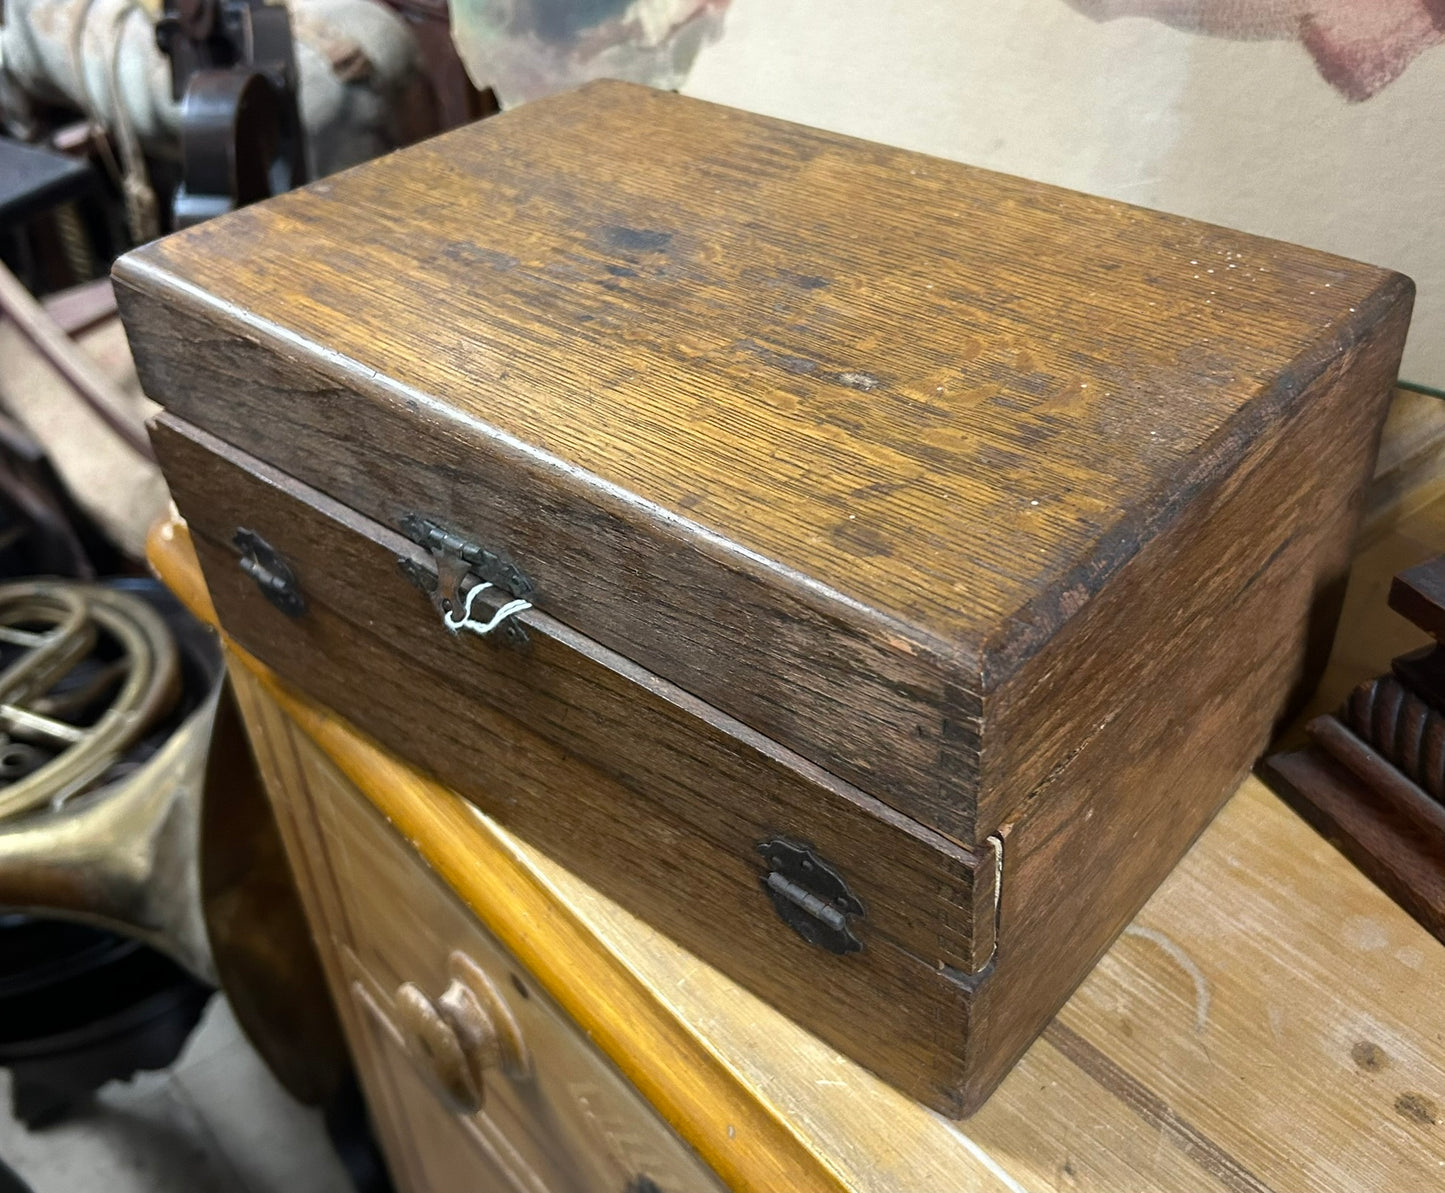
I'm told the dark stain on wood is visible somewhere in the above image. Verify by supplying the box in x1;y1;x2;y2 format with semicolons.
440;241;519;272
1351;1041;1388;1072
599;225;673;253
734;338;884;392
1395;1092;1439;1126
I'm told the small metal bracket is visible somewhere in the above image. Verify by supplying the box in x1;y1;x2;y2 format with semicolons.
400;516;533;600
757;837;864;955
233;528;305;617
399;515;533;648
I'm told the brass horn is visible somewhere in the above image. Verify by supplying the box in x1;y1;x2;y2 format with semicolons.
0;579;216;983
0;575;350;1106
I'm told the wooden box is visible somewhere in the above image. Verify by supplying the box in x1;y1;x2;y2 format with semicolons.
115;81;1412;1115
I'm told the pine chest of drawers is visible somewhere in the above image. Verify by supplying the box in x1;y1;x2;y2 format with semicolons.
116;80;1412;1115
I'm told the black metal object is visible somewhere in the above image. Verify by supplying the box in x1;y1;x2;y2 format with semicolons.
0;137;109;300
400;515;535;600
155;0;307;227
757;837;864;955
0;916;214;1129
234;528;306;617
0;140;95;228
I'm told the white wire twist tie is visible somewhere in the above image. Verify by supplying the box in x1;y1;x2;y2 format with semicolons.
443;581;532;637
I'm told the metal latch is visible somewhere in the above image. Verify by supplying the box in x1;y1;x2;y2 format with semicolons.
757;837;864;955
399;515;534;647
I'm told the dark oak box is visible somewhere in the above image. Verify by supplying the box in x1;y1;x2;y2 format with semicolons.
115;81;1412;1115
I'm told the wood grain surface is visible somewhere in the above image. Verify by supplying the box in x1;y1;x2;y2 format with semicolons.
973;290;1406;840
224;656;853;1193
1268;742;1445;944
151;414;992;973
285;709;728;1193
153;421;990;1110
952;306;1411;1107
115;79;1413;842
146;276;1406;1111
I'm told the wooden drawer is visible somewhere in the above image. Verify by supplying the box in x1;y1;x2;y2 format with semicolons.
155;413;997;1111
286;708;726;1193
344;988;541;1193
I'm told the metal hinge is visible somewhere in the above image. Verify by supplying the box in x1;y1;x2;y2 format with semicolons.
757;837;864;955
399;515;534;599
234;528;305;617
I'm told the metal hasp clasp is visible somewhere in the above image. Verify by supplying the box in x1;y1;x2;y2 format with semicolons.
757;837;864;955
399;515;534;648
234;528;305;617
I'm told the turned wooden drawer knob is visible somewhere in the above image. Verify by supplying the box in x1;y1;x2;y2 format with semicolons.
393;950;529;1115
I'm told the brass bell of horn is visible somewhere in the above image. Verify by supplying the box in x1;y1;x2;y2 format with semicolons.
0;579;214;982
0;573;349;1107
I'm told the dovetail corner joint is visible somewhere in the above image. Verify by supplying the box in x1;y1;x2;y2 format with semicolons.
757;837;864;955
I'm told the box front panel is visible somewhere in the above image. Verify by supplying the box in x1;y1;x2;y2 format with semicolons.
154;415;986;1112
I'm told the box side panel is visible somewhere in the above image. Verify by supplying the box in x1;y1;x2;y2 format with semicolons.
152;414;989;972
946;274;1416;845
951;290;1413;1112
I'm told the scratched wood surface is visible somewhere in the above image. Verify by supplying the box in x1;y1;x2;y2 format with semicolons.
115;79;1413;844
149;471;1445;1192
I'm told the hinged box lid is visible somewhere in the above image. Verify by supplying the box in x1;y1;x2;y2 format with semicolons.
115;81;1412;845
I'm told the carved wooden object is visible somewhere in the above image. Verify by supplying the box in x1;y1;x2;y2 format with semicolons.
1266;555;1445;943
